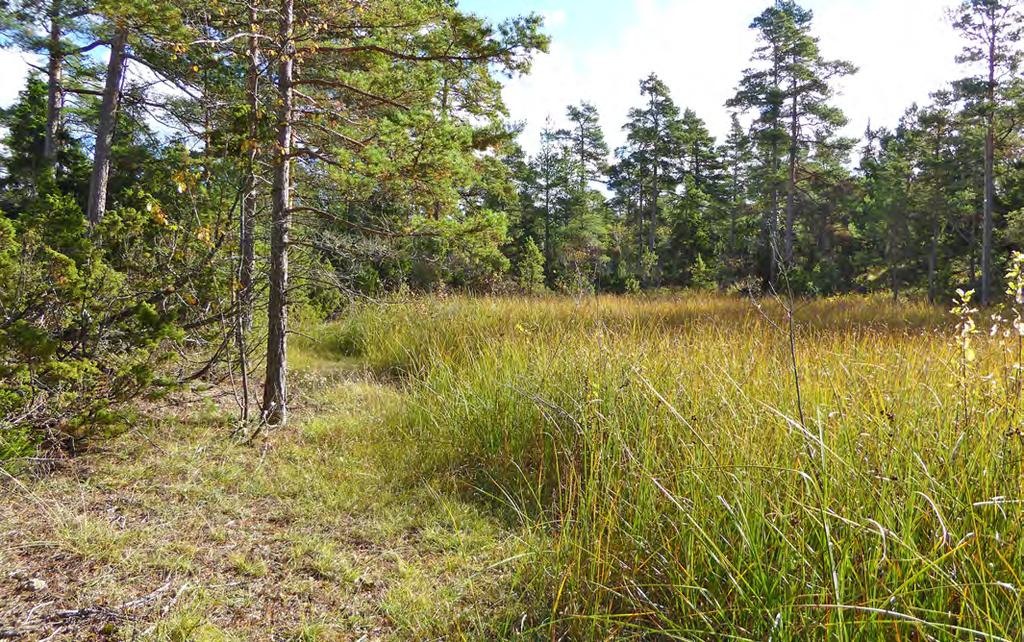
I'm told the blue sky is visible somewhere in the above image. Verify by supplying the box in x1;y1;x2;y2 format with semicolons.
456;0;965;155
460;0;631;50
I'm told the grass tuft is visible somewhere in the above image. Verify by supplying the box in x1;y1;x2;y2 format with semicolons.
334;293;1023;640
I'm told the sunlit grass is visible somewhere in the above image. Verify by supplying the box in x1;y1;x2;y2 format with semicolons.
8;291;1023;640
325;292;1024;640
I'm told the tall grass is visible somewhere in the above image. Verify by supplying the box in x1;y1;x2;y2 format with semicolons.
327;293;1024;640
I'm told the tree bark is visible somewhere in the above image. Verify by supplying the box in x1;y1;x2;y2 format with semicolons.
239;2;260;331
768;144;779;287
86;31;127;225
928;216;940;304
888;220;899;303
729;169;738;259
577;128;587;193
649;162;658;255
969;213;978;288
785;86;798;267
543;175;552;283
981;53;996;305
928;126;944;304
44;0;63;165
262;0;294;427
648;107;660;260
765;41;782;288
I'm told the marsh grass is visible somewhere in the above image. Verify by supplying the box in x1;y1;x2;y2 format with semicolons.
6;292;1023;640
326;293;1024;640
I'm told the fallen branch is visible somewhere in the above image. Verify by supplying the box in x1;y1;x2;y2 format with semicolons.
50;578;174;623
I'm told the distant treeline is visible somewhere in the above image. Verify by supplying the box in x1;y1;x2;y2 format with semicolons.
0;0;1020;440
508;1;1024;305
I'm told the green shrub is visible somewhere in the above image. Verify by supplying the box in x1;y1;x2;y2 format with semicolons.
0;189;233;462
515;237;546;293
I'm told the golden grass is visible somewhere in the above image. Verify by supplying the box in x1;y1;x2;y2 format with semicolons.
324;292;1024;640
5;291;1023;640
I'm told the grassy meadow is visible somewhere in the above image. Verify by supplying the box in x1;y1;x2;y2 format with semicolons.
324;293;1023;640
4;292;1024;640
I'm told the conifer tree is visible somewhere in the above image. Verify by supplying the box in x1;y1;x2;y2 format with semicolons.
255;0;546;425
618;73;683;282
532;119;570;282
84;0;195;224
951;0;1024;304
0;0;96;167
558;101;609;192
721;114;754;268
729;1;855;283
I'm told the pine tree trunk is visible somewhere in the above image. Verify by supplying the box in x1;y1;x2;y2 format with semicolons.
889;220;899;303
981;30;997;306
729;209;737;261
262;0;293;427
86;30;127;225
649;164;658;255
928;216;940;304
928;129;943;304
982;113;995;306
648;104;660;283
768;145;779;287
817;211;830;258
969;214;978;288
543;182;552;283
44;0;63;165
636;190;645;275
577;131;587;193
785;89;798;267
239;3;260;331
766;45;781;288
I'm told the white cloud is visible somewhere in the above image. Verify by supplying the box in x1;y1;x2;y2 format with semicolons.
542;8;568;29
0;49;40;106
504;0;964;156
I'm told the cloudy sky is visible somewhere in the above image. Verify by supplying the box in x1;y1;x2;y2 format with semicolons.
459;0;967;154
1;48;37;107
1;0;968;155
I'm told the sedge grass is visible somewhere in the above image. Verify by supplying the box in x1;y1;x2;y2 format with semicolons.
323;292;1024;640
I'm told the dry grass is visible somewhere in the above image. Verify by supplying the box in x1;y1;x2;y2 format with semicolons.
1;349;534;640
4;291;1023;640
327;292;1023;640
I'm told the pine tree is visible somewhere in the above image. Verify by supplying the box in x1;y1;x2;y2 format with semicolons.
729;1;855;283
84;0;196;224
721;114;754;270
555;102;610;289
0;0;94;167
665;108;723;286
618;73;683;283
558;102;609;192
532;119;571;283
915;94;959;302
254;0;546;425
859;126;913;300
679;108;722;192
951;0;1024;304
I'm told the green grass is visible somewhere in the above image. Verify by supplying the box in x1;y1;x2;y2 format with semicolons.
323;292;1024;640
1;334;537;640
5;291;1024;640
